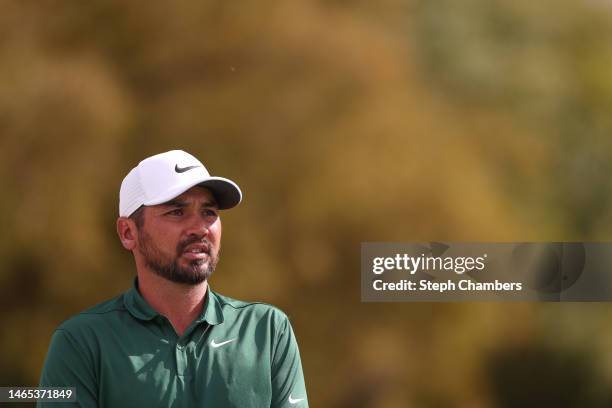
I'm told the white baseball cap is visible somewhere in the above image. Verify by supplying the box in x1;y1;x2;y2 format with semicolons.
119;150;242;217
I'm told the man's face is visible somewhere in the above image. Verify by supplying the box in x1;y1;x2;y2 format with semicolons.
134;186;222;285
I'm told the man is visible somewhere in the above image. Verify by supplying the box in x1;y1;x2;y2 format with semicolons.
38;150;308;407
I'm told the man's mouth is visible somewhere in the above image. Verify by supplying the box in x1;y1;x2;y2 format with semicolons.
186;247;207;253
181;243;211;259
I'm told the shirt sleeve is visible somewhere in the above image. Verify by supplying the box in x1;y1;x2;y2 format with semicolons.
270;314;308;408
38;329;98;408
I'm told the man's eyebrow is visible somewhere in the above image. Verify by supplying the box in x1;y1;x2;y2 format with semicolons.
202;200;219;209
161;199;218;208
161;199;188;208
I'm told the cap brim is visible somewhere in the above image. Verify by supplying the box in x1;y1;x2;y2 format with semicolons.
143;176;242;210
197;177;242;209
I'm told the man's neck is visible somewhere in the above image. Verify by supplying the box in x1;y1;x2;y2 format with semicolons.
137;270;208;337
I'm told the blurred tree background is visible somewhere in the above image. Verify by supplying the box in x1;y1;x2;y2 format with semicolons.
2;0;612;406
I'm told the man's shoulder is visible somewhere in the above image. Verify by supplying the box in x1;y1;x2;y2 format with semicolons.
212;291;290;322
56;293;127;334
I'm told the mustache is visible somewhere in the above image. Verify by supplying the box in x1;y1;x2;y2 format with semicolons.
177;237;212;254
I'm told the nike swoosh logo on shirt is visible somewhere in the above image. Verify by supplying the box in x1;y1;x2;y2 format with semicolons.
175;164;201;173
210;338;236;348
288;395;304;404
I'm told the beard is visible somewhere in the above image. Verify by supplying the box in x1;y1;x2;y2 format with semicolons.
137;230;219;285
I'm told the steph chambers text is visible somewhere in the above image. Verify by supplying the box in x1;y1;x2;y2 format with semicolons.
373;279;523;292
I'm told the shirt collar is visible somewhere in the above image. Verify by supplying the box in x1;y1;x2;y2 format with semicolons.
124;277;224;326
196;289;224;326
123;278;159;321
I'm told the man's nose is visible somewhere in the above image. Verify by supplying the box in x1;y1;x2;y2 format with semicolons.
185;214;211;237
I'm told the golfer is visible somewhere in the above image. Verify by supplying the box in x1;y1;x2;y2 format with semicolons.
38;150;308;407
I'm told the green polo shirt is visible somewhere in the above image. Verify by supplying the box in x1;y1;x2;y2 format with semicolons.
38;280;308;407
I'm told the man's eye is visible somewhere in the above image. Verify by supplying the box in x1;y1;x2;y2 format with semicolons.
204;209;218;217
168;209;184;216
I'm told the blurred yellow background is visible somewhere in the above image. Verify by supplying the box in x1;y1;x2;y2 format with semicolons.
2;1;612;406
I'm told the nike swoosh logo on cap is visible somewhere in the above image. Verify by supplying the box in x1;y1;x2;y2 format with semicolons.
210;338;236;348
175;164;201;173
288;395;304;404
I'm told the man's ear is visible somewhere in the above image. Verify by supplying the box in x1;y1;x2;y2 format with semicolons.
117;217;138;250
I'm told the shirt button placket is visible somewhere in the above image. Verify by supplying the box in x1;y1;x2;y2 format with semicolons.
175;342;187;377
